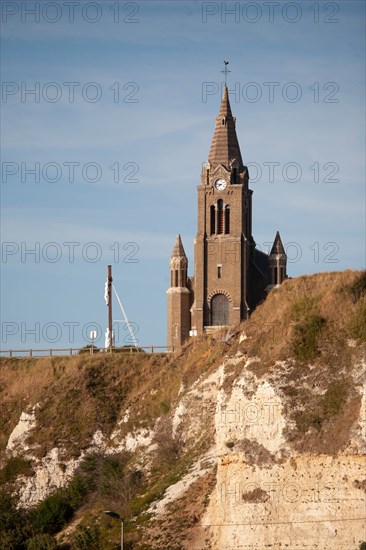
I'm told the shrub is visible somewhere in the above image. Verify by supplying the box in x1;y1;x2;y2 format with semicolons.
72;525;101;550
349;302;366;341
292;314;325;361
159;400;170;414
0;490;30;548
154;420;183;466
322;379;349;418
111;346;145;353
78;345;99;355
291;296;318;320
294;411;323;433
65;475;90;509
29;492;73;535
72;452;141;517
345;272;366;303
0;456;33;485
26;533;56;550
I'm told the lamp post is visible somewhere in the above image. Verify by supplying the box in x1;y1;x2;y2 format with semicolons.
104;511;123;549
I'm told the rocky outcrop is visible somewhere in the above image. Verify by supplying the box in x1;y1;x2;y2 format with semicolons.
1;271;365;548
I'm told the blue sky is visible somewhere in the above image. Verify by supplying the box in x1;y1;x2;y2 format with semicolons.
1;0;365;350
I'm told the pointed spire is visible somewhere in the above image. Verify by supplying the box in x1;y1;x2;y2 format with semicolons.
270;231;286;255
218;86;233;118
208;86;244;170
171;234;187;258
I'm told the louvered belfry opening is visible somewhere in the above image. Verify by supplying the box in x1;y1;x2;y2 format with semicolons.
225;205;230;234
210;201;230;235
210;204;216;235
217;200;224;234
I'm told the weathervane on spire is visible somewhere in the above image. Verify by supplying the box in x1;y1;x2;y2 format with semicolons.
221;60;230;87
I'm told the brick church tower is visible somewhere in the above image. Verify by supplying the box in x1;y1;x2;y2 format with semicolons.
167;86;287;350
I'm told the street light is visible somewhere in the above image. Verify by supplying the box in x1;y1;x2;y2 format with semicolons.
104;510;124;550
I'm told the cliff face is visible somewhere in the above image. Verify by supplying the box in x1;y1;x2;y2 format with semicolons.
1;271;365;549
190;358;365;549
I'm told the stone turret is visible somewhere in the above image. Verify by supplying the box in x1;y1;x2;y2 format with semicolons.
269;231;287;286
167;235;191;351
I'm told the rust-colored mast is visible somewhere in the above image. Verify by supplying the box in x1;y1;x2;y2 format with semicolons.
108;265;113;348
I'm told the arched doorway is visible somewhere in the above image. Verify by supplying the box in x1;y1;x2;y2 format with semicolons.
211;294;229;325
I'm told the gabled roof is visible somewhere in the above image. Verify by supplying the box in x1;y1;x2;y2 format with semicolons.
207;86;244;170
170;234;187;258
270;231;286;255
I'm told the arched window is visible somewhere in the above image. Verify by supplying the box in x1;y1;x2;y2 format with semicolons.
175;270;178;287
210;204;216;235
221;117;226;126
232;167;238;183
211;294;229;325
170;271;174;287
217;200;224;234
225;205;230;234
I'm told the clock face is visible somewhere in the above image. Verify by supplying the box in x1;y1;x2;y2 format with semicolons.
214;178;227;191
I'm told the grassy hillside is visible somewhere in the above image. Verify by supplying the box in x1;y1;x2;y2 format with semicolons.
0;270;365;549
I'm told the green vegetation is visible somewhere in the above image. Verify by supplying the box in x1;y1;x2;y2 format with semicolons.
26;534;57;550
0;456;33;485
322;379;349;418
289;295;326;362
344;271;366;303
78;345;99;355
71;525;101;549
109;345;146;353
291;295;319;320
0;270;364;547
292;314;326;361
294;378;349;433
29;492;73;535
349;301;366;341
0;452;143;549
0;491;30;549
342;272;366;340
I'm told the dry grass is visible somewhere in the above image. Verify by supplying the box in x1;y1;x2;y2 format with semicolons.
1;269;364;546
237;270;365;367
0;336;227;460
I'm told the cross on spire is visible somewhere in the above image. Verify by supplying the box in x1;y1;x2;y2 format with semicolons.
221;60;231;86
